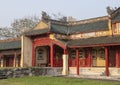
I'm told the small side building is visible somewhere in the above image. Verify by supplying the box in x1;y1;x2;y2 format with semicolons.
0;38;21;67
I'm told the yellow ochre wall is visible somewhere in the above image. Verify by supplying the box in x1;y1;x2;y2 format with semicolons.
49;34;54;39
34;21;48;30
92;48;105;67
97;56;105;66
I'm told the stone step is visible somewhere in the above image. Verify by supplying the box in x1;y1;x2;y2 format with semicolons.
67;75;120;81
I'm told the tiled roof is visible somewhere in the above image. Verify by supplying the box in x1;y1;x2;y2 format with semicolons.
0;39;21;50
51;24;68;35
69;20;108;34
25;16;109;36
66;36;120;47
25;28;50;36
112;13;120;23
50;17;108;35
110;7;120;23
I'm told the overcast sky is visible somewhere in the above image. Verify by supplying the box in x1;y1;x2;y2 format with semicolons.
0;0;119;27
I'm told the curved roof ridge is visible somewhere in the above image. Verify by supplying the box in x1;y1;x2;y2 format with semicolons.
44;16;108;26
68;16;108;25
50;19;67;26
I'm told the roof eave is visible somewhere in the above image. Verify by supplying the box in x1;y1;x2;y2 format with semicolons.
68;43;120;48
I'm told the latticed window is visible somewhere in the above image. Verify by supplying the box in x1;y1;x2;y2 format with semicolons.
70;50;76;59
92;49;97;59
99;48;105;59
55;53;61;59
79;49;84;58
69;49;84;59
37;48;44;60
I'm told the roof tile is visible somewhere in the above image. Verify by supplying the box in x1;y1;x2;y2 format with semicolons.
0;40;21;50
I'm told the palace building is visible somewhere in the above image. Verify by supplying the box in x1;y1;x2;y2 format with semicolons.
0;7;120;76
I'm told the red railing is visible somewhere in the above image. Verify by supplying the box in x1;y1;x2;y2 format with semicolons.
68;59;76;67
54;59;63;67
68;58;89;67
53;58;90;67
79;58;86;67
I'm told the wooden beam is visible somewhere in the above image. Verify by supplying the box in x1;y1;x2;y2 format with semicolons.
76;49;79;75
69;43;120;48
105;47;109;76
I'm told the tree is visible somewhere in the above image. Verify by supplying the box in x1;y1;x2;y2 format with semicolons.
11;16;40;37
0;27;13;40
51;12;76;22
0;12;76;40
68;16;76;22
0;16;40;40
51;12;68;22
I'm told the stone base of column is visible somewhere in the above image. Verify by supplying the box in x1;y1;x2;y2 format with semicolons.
62;54;68;75
1;58;3;67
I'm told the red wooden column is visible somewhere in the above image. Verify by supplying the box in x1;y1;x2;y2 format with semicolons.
13;52;17;67
116;47;120;67
76;48;79;75
105;47;109;76
64;49;67;55
88;48;92;67
32;43;35;66
50;44;54;67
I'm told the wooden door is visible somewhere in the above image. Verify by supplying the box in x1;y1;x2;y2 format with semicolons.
97;48;105;66
109;48;116;67
92;49;97;66
3;55;14;67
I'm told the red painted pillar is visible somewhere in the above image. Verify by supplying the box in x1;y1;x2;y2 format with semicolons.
32;43;35;66
14;52;17;67
116;47;119;67
105;47;109;76
64;49;67;55
76;48;79;75
50;44;54;67
88;48;92;67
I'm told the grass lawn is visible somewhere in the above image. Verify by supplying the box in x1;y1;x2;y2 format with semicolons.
0;76;119;85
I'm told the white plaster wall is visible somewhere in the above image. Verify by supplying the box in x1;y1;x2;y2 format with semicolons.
21;35;32;67
109;68;120;76
69;67;120;76
69;67;105;76
69;67;76;75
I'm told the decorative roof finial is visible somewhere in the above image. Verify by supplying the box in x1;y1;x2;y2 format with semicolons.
41;11;50;20
106;6;117;15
